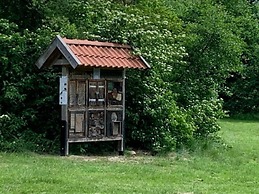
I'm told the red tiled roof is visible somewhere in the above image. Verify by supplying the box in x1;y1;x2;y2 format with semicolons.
63;38;149;69
35;35;150;70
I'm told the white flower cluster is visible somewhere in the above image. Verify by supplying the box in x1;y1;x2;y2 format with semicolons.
0;114;10;120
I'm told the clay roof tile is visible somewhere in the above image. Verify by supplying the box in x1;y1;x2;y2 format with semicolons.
63;37;149;69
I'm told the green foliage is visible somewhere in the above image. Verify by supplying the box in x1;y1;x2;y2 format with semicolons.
168;0;244;100
0;18;60;153
187;99;225;137
0;0;43;30
223;4;259;114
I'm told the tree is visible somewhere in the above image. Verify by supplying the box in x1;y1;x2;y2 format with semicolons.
0;0;43;31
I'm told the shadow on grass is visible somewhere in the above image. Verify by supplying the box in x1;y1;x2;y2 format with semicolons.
221;113;259;123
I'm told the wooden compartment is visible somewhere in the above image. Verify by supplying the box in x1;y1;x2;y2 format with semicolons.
106;111;122;136
88;110;105;138
69;111;87;137
69;80;87;107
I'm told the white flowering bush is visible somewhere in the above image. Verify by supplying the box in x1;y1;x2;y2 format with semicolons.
0;114;10;120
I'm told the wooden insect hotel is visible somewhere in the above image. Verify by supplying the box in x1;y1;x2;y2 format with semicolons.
35;35;150;155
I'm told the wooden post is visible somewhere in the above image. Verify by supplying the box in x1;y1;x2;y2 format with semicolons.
118;69;126;155
61;66;69;156
60;120;67;156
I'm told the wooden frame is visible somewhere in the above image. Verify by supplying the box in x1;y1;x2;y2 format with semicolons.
63;69;125;154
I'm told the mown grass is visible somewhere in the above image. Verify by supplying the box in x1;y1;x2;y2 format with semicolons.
0;119;259;194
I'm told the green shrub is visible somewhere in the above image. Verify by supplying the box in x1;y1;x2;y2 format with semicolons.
187;99;225;137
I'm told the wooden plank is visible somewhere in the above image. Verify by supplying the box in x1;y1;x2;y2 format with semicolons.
68;107;86;112
68;136;122;143
53;58;70;66
35;38;58;69
140;56;151;69
77;81;86;106
69;81;76;106
112;121;121;136
106;107;123;111
56;35;81;69
70;113;75;130
119;69;126;152
75;113;84;132
89;81;97;106
61;66;69;156
98;81;105;99
97;81;105;106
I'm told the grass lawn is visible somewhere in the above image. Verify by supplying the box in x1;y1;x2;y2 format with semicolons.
0;119;259;194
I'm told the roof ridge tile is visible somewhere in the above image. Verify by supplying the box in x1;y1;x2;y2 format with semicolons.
63;38;131;49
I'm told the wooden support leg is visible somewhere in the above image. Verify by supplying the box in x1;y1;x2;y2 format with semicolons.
118;139;124;156
60;120;67;156
65;141;69;156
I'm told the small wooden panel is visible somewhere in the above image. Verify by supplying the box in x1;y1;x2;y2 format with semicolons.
112;122;121;136
70;113;75;130
69;80;87;107
97;81;105;106
54;58;70;65
70;73;89;79
88;81;106;107
69;81;76;106
77;81;86;106
75;113;84;132
106;111;123;136
89;81;97;106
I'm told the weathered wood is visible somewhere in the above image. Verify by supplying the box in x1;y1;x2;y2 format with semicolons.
69;81;76;106
97;81;105;106
53;58;70;66
87;80;104;108
35;35;81;69
61;66;69;156
118;69;126;152
35;38;58;68
70;113;75;130
77;81;86;106
61;68;125;154
75;113;84;132
112;121;121;136
68;107;87;111
89;81;97;106
88;111;105;138
68;136;122;143
56;35;81;69
106;107;123;111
